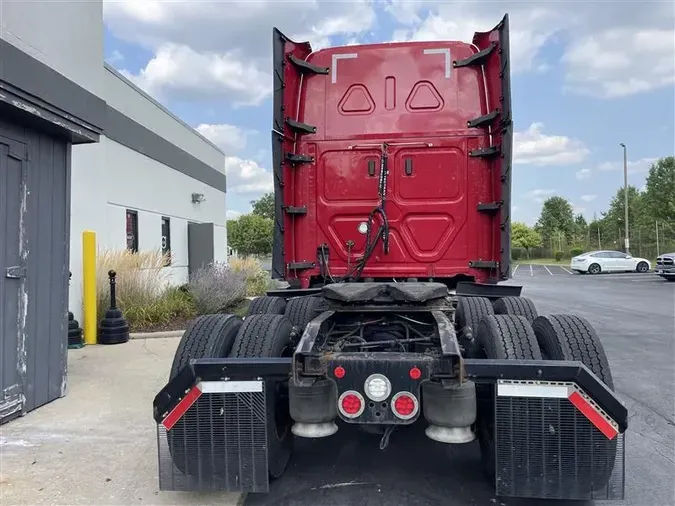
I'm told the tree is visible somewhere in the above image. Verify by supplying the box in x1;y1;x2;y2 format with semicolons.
250;192;275;220
571;213;589;246
535;196;575;242
227;214;273;256
512;221;542;258
642;156;675;224
600;185;645;245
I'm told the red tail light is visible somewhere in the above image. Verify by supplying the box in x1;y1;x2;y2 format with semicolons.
338;390;365;418
391;391;419;420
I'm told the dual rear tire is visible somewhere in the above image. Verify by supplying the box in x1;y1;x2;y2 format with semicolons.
167;294;326;481
167;311;295;481
471;307;617;495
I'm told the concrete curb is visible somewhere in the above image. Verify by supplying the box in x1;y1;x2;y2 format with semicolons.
130;330;184;339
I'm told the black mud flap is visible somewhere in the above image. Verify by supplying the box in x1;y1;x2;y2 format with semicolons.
154;358;292;493
466;359;626;501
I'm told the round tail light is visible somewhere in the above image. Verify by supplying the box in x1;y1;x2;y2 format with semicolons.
338;390;365;418
391;391;419;420
364;373;391;402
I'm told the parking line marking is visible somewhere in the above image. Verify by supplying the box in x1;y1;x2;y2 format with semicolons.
512;264;520;276
543;265;553;276
560;266;572;274
530;265;533;276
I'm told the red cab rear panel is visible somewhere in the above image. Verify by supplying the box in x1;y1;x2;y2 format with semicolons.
272;16;512;288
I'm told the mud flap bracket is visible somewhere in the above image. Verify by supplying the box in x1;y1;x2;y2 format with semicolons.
286;118;317;135
467;109;500;128
288;54;329;75
453;43;496;68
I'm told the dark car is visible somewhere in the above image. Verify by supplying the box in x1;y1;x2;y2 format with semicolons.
655;253;675;281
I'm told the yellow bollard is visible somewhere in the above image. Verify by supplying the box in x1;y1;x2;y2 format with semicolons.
82;230;97;345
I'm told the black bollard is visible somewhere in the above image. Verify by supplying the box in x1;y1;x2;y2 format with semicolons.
98;270;130;345
67;271;84;348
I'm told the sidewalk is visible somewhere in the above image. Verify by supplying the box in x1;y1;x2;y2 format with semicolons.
0;338;241;506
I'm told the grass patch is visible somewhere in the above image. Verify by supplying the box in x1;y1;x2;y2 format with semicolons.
515;258;569;265
94;251;270;333
95;249;197;332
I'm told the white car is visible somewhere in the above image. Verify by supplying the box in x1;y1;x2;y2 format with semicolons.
570;250;651;275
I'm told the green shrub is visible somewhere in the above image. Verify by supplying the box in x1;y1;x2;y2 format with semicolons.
554;251;564;261
229;256;275;296
187;261;247;314
95;249;196;330
511;248;523;261
570;247;584;257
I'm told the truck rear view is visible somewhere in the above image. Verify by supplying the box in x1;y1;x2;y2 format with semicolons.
153;15;627;503
272;17;511;288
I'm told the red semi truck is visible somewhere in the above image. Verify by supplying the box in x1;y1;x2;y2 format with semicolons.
153;15;626;501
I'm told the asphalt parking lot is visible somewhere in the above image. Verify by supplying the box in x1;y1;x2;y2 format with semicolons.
1;268;673;506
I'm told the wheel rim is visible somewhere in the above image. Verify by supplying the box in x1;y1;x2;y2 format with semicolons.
638;262;647;272
590;264;599;274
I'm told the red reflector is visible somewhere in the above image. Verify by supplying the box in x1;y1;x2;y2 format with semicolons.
341;394;362;415
394;394;415;416
568;390;618;440
161;385;202;431
334;366;346;379
409;367;421;380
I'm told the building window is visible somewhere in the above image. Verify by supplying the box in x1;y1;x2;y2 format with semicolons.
126;210;138;252
161;217;171;266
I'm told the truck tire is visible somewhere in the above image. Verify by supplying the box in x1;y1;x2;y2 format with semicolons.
166;314;242;476
284;296;326;331
532;314;617;493
246;295;286;316
230;314;294;479
532;314;613;387
474;315;541;482
493;296;538;323
456;296;494;332
169;314;242;380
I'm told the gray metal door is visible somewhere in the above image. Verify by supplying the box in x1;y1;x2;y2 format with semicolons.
0;133;28;422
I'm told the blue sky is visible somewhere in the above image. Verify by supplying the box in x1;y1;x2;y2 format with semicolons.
102;0;675;225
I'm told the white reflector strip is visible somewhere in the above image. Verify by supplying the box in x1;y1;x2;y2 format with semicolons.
199;380;263;394
497;382;570;399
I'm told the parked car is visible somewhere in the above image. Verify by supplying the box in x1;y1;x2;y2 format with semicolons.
570;250;651;274
655;253;675;281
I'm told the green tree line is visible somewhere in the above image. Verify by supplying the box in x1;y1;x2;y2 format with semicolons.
512;156;675;261
226;193;274;256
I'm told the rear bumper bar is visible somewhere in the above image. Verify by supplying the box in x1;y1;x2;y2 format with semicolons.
153;356;627;432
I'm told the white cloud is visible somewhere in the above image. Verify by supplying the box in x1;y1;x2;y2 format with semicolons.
383;1;674;98
580;194;597;202
514;123;589;166
576;168;592;180
226;156;273;195
195;123;253;155
103;0;376;104
119;44;271;106
391;8;557;73
598;157;658;174
525;188;556;204
226;210;242;220
562;28;675;98
106;49;124;64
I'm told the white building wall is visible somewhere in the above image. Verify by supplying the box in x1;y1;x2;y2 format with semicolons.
0;0;103;96
2;0;228;321
69;137;228;320
103;65;224;170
